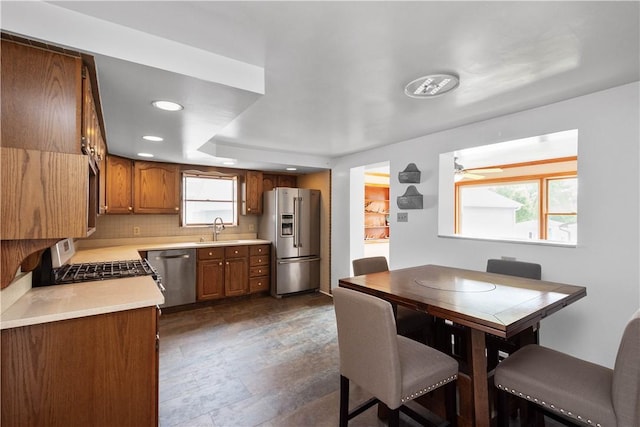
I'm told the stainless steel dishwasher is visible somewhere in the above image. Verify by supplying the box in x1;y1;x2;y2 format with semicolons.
147;249;196;307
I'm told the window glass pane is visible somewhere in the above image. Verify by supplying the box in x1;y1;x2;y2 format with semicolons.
547;215;577;243
184;201;235;224
183;175;237;226
185;177;235;201
548;178;577;213
460;182;539;240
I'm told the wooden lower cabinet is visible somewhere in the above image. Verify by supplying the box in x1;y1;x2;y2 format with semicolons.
224;246;249;297
249;244;270;293
1;306;159;427
197;248;225;300
197;246;254;299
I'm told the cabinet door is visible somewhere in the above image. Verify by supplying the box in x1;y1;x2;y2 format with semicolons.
134;162;180;214
245;170;263;215
197;259;225;300
106;156;134;214
1;307;158;426
262;174;276;193
1;40;82;154
277;174;297;188
225;257;248;297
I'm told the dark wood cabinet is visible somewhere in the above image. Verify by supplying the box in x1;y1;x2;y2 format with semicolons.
249;244;270;293
224;246;249;297
105;157;180;215
245;170;263;215
263;174;297;192
197;246;254;299
197;248;225;300
134;161;180;214
1;307;159;426
106;155;134;214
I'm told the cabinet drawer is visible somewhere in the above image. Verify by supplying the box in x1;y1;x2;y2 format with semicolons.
250;255;269;267
249;277;269;293
250;265;270;277
225;246;248;258
198;247;224;260
249;244;270;256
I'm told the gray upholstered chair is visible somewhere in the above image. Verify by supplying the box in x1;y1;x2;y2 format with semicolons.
486;258;542;280
494;309;640;427
333;287;458;427
352;256;433;344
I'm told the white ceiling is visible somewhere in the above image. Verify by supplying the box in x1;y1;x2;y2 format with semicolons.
2;1;639;173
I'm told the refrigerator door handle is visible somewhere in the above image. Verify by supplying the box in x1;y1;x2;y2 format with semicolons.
277;257;321;265
297;196;303;248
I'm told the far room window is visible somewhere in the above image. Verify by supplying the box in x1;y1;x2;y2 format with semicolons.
440;129;579;245
182;173;238;226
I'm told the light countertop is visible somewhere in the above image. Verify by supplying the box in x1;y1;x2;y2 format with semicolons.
1;238;271;330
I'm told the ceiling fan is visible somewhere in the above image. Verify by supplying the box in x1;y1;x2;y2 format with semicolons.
454;158;503;180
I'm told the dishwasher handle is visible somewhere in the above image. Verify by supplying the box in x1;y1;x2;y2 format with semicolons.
155;254;190;260
278;257;320;265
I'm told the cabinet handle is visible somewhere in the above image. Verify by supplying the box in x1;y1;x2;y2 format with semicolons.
209;252;213;256
248;207;251;211
219;262;223;266
128;206;133;211
226;261;229;265
175;207;179;211
234;250;238;254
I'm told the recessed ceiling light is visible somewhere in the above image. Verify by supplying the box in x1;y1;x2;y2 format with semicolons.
286;167;297;171
137;152;154;158
151;100;183;111
222;161;236;165
404;73;459;98
143;135;164;142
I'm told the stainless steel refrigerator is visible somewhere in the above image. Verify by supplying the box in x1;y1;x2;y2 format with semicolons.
259;188;320;297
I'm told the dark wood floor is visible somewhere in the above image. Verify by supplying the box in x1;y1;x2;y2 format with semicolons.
158;292;562;427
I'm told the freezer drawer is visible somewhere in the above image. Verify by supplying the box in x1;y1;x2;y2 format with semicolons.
274;257;320;297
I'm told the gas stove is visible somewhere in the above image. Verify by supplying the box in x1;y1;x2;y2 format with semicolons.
53;259;159;284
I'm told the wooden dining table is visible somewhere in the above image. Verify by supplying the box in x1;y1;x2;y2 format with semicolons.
338;264;587;427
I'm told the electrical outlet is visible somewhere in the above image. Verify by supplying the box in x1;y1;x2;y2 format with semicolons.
248;223;255;231
133;226;141;236
397;212;408;222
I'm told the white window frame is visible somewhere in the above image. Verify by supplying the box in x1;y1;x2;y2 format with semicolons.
182;172;239;227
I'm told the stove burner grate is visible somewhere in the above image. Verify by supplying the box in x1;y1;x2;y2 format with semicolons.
54;259;158;284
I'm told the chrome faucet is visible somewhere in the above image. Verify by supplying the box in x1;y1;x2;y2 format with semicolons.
213;217;225;241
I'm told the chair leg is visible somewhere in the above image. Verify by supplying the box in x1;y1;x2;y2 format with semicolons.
444;381;458;427
496;388;510;427
339;375;349;427
388;407;400;427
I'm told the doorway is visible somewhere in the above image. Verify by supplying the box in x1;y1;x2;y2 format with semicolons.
349;162;390;271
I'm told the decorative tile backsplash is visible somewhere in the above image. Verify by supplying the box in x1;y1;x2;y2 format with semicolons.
87;214;259;240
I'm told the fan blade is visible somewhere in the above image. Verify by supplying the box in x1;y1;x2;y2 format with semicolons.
463;172;484;180
466;167;502;174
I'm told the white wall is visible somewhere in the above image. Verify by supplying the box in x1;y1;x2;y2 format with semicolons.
331;82;640;368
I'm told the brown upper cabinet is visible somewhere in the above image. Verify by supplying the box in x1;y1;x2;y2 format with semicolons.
262;174;297;192
81;67;107;166
106;156;134;214
105;157;180;215
0;38;108;288
1;39;82;154
245;171;263;215
134;161;180;214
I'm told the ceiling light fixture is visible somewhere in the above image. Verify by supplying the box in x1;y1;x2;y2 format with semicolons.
222;161;236;165
143;135;164;142
404;73;459;98
286;167;297;171
151;100;183;111
137;152;154;158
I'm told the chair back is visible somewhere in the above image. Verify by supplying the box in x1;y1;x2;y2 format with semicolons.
612;309;640;427
333;287;401;407
352;256;389;276
486;259;541;280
